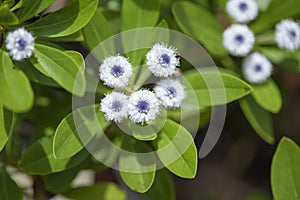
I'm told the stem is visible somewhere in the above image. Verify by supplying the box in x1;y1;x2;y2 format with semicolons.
33;176;48;200
256;34;276;45
220;56;239;71
133;67;152;91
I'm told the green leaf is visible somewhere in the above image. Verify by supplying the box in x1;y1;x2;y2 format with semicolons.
0;105;8;152
16;60;59;88
4;126;21;167
251;0;300;33
184;68;253;106
26;0;98;37
121;0;160;66
0;106;14;152
255;0;272;11
259;47;300;73
17;0;55;22
20;136;88;175
64;182;127;200
44;164;83;193
1;0;15;8
252;79;282;113
153;119;198;179
119;136;156;193
0;168;23;200
42;31;85;43
240;96;274;144
53;105;110;159
121;111;167;141
144;169;176;200
32;44;86;96
121;0;160;31
83;8;113;51
0;50;34;112
0;4;19;25
124;19;170;67
271;137;300;200
172;1;227;57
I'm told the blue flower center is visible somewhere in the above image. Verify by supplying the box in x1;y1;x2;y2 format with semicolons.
234;34;245;44
160;53;171;65
254;64;262;72
167;87;177;97
136;100;149;113
17;38;27;50
239;2;248;11
112;100;122;112
289;30;296;39
111;65;124;77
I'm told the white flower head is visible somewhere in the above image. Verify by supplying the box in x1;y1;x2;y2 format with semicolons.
154;79;186;108
223;24;255;56
275;19;300;51
226;0;258;23
146;43;180;77
5;28;35;61
100;92;129;123
128;90;160;123
242;52;273;84
99;55;133;88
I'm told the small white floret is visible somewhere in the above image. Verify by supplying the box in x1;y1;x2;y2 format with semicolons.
226;0;258;23
5;28;35;61
99;55;133;88
128;90;160;123
242;52;273;84
146;43;180;77
275;19;300;51
100;92;129;123
223;24;255;56
154;79;186;108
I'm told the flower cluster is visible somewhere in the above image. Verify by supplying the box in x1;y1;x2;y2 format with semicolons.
5;28;35;61
99;43;186;124
223;0;300;84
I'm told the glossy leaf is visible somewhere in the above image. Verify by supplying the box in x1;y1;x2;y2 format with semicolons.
144;169;176;200
121;0;160;31
1;0;15;8
259;47;300;73
20;136;88;175
252;79;282;113
251;0;300;33
121;0;160;66
64;182;127;200
17;0;55;22
255;0;272;11
122;111;166;141
0;106;14;152
44;164;83;193
0;168;23;200
119;137;156;193
83;8;113;51
32;44;86;96
126;19;169;67
17;60;59;88
53;105;110;159
0;50;34;112
240;96;274;144
43;31;85;43
26;0;98;37
153;119;198;179
184;68;253;106
172;1;227;57
0;5;19;25
271;137;300;200
0;106;8;152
